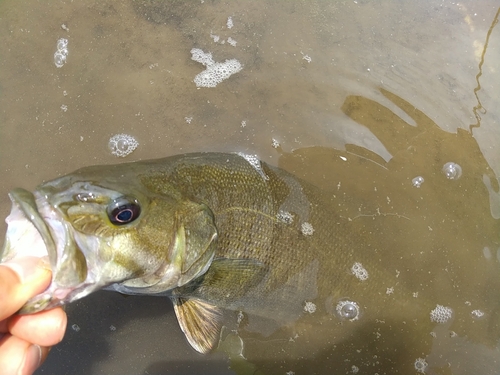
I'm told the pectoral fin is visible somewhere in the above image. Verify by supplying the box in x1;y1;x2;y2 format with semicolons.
171;296;224;354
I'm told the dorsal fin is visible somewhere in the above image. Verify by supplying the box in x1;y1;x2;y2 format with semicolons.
171;296;224;354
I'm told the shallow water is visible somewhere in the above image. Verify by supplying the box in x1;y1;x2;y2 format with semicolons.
0;0;499;374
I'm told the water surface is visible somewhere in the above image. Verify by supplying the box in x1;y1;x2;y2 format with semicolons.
0;1;499;374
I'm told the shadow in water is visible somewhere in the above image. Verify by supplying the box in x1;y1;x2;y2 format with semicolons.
37;291;234;375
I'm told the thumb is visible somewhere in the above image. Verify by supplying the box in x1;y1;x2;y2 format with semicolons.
0;256;52;319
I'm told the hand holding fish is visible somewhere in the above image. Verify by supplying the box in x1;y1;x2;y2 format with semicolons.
0;256;66;375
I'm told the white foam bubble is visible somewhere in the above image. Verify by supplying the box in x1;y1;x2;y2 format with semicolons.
442;162;462;180
108;134;139;157
430;304;453;323
301;222;315;236
227;16;234;29
194;59;242;88
277;210;293;224
54;38;69;68
351;262;369;281
236;310;244;325
336;300;360;321
190;48;215;67
236;153;268;180
471;309;485;319
304;301;316;313
412;176;424;188
414;358;428;374
191;48;242;88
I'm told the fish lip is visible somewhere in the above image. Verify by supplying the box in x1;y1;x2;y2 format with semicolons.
6;188;59;265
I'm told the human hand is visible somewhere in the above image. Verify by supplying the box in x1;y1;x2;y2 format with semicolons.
0;256;67;375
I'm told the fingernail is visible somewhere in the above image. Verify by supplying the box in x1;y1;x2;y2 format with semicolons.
19;344;42;375
3;256;50;284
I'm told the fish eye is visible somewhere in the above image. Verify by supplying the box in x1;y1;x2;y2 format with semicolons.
107;197;141;226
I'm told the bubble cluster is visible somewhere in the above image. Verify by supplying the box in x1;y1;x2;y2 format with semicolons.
336;300;360;321
191;48;242;88
191;48;214;66
236;310;244;325
71;324;80;332
430;304;453;323
304;301;317;313
277;210;293;224
471;309;485;319
414;358;428;374
351;262;369;281
109;325;116;331
227;16;234;29
301;222;315;236
236;153;268;180
442;162;462;180
54;38;69;68
194;60;242;88
108;134;139;157
412;176;424;188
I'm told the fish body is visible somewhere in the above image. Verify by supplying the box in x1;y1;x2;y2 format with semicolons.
1;152;428;354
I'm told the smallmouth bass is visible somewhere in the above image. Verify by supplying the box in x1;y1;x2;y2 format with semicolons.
1;152;432;355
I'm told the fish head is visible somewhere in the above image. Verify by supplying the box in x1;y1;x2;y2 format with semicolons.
1;163;217;313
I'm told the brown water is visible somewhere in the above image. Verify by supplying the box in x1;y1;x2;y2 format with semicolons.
0;1;499;374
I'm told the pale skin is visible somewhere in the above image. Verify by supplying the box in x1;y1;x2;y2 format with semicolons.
0;257;67;375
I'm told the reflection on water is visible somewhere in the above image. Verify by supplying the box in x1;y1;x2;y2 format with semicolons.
0;0;498;374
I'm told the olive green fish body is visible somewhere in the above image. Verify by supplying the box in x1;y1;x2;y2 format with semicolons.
133;154;429;351
1;153;430;354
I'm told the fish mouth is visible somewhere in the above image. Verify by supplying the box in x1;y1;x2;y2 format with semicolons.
1;188;88;313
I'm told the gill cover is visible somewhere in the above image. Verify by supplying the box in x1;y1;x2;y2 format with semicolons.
120;200;218;292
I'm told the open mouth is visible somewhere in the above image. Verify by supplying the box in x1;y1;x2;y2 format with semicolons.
2;188;88;313
2;188;58;265
1;188;57;313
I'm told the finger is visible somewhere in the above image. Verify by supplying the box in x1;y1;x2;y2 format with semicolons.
0;334;49;375
0;257;52;319
8;307;67;347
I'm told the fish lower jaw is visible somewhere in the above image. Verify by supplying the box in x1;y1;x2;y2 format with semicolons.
20;282;99;314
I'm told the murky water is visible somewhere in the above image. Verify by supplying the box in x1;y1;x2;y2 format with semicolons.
0;0;499;374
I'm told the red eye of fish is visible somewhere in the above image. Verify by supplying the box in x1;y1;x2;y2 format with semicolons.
107;197;141;225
